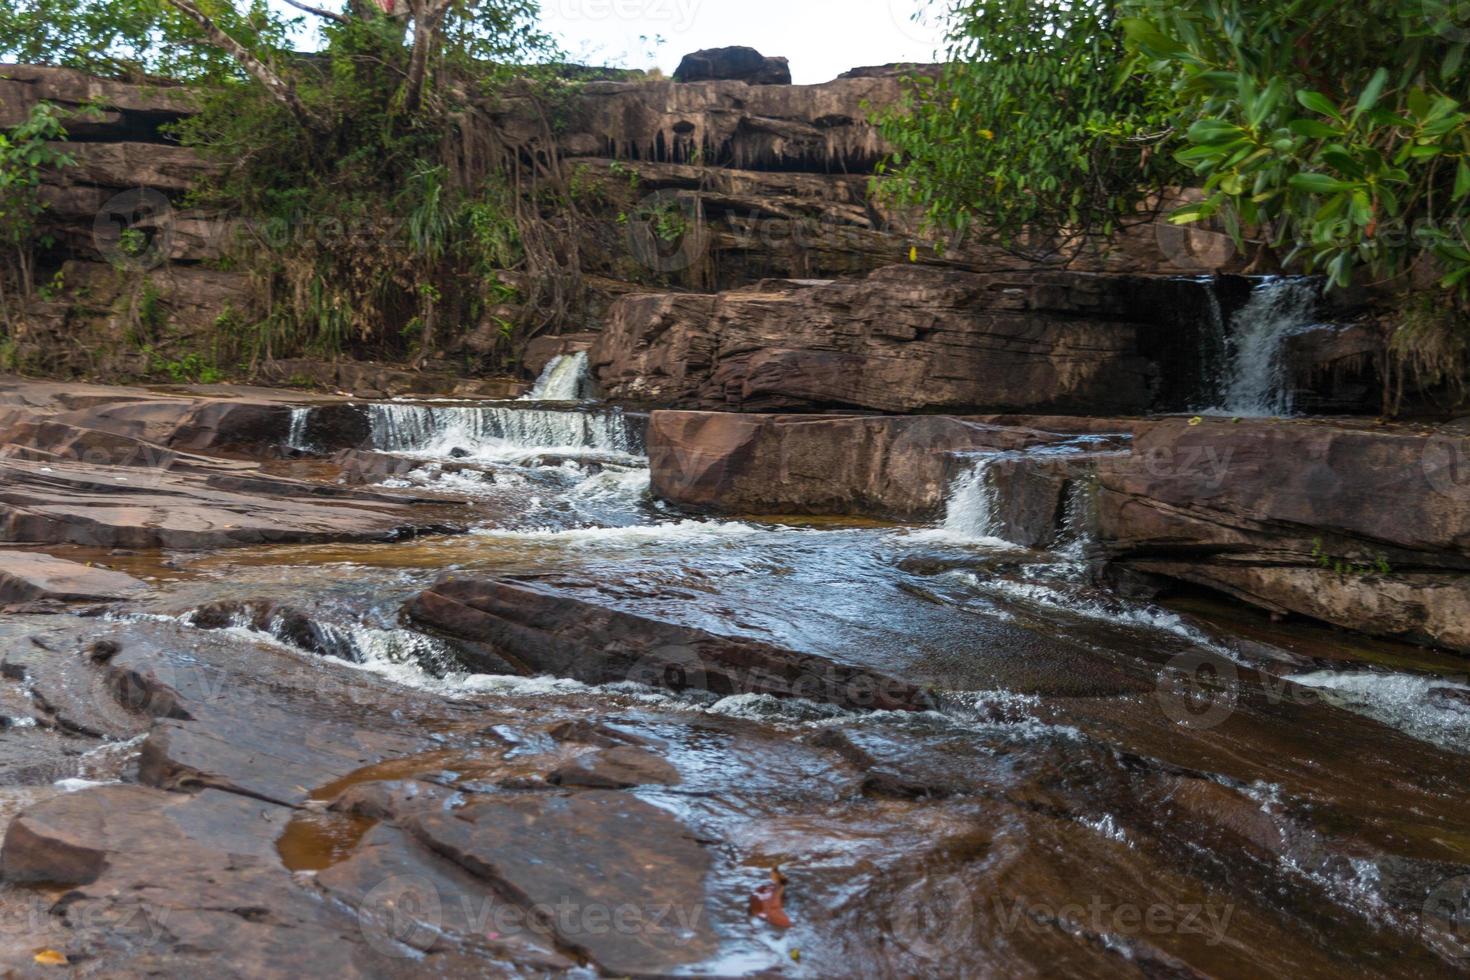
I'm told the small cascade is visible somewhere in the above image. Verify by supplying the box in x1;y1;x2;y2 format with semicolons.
1055;477;1100;561
941;456;1001;541
285;407;312;452
1213;278;1321;416
522;351;591;402
367;403;642;457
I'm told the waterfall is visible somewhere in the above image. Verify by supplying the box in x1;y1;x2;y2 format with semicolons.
285;407;312;452
1213;278;1321;417
522;351;591;402
366;403;641;457
1055;478;1099;560
941;456;1001;540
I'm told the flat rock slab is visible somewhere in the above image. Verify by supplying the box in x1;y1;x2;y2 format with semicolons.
0;550;146;603
409;790;718;976
0;456;458;549
407;575;936;711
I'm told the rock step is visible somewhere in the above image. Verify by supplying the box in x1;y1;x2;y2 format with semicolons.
407;575;935;711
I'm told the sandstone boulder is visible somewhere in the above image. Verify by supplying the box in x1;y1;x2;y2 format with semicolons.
674;46;792;85
1096;418;1470;651
594;266;1171;414
648;410;1081;519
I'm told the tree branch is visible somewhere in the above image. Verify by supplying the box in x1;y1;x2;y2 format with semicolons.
279;0;350;24
164;0;326;133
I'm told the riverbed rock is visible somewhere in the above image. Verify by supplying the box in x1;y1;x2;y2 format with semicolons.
0;551;146;603
406;575;935;711
648;409;1085;519
1096;418;1470;651
593;266;1172;413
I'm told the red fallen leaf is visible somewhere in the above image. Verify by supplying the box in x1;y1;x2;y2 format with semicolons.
749;867;792;929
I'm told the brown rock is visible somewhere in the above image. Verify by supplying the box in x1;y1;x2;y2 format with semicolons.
407;575;935;711
1097;418;1470;651
0;550;146;603
592;266;1164;413
407;790;718;976
548;745;682;789
647;409;1075;520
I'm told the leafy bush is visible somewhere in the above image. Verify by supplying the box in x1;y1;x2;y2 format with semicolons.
0;102;73;325
875;0;1182;261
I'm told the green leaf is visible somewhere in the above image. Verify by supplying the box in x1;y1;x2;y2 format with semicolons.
1187;119;1246;145
1353;68;1390;120
1458;160;1470;202
1289;172;1358;194
1297;90;1343;121
1288;118;1340;139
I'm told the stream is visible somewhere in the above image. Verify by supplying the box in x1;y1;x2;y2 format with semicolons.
4;369;1469;975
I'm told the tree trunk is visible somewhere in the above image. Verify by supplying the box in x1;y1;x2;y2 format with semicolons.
165;0;326;133
401;0;453;115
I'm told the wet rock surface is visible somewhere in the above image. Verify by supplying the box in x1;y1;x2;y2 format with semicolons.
647;409;1092;519
0;552;145;604
1097;417;1470;651
407;575;936;711
0;380;1467;978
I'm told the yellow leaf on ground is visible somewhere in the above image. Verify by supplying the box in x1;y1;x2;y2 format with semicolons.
34;950;69;966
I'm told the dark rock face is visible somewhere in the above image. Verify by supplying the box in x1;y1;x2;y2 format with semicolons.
407;575;935;711
594;266;1169;414
1096;418;1470;651
673;46;792;85
648;410;1084;520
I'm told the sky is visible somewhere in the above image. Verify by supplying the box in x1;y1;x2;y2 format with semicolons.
268;0;951;86
537;0;950;84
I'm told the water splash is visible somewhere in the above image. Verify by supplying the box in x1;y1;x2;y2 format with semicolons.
1213;278;1321;417
522;351;591;402
367;403;641;458
941;456;1001;541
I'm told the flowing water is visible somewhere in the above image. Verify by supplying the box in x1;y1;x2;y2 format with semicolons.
1210;277;1322;417
44;398;1470;974
522;350;592;401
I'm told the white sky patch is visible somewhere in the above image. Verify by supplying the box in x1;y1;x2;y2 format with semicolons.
268;0;949;85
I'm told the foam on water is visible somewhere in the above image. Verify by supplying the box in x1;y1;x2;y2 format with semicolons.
471;517;762;548
367;402;640;459
1290;670;1470;754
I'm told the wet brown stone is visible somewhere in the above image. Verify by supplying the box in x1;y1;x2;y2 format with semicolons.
407;575;935;711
